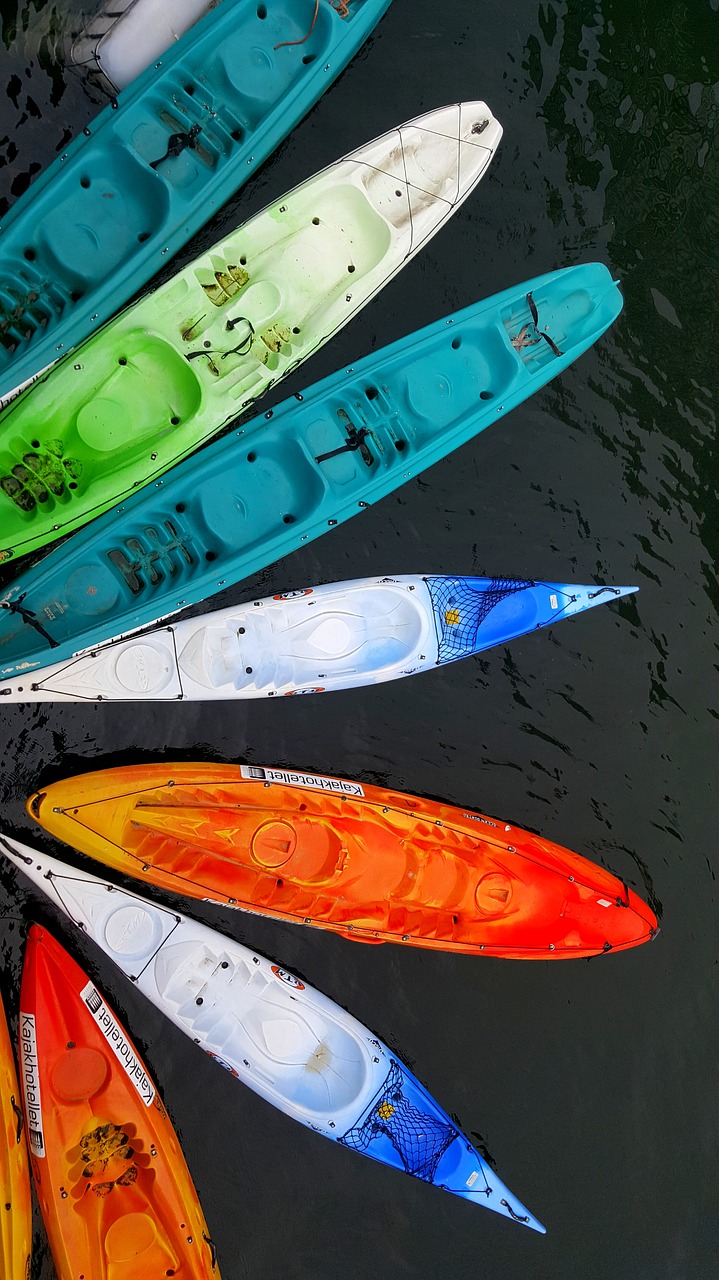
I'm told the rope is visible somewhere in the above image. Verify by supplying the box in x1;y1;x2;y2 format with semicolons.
274;0;350;50
274;0;320;49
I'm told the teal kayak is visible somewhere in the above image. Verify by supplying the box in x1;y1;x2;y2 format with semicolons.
0;0;395;403
0;263;622;679
0;101;501;561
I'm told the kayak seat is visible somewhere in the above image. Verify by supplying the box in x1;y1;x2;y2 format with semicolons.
237;1003;368;1115
35;154;170;290
103;1212;176;1276
273;184;392;320
210;4;335;126
152;938;368;1114
277;592;423;680
72;334;201;453
178;613;277;690
249;816;344;884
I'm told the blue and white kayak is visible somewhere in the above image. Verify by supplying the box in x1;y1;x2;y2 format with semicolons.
69;0;215;94
0;834;545;1232
0;263;623;678
0;573;636;701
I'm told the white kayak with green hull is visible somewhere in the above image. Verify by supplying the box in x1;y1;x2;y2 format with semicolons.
0;102;502;561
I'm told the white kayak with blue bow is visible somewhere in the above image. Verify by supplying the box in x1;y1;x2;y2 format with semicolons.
0;573;636;702
0;834;545;1232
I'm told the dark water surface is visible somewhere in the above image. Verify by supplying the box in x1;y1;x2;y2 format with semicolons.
0;1;717;1276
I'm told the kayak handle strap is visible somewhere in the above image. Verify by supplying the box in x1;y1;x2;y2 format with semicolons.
10;1094;23;1145
185;318;255;370
500;1199;530;1223
315;424;374;467
150;122;202;170
0;593;59;648
526;291;563;356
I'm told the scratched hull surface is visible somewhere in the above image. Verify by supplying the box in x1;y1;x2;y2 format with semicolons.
0;262;621;676
26;763;658;958
0;100;500;561
3;836;545;1232
0;0;395;404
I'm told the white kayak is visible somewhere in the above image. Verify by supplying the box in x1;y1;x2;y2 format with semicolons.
0;573;636;702
0;834;544;1231
69;0;215;93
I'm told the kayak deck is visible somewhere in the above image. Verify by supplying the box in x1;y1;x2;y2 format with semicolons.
0;0;394;404
3;836;545;1230
0;101;501;560
0;264;622;676
28;764;659;958
20;925;219;1278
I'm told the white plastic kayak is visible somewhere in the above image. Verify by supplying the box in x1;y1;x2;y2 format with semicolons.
0;574;636;702
69;0;215;93
0;834;544;1231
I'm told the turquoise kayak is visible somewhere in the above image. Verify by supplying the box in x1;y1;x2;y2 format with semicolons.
0;101;501;560
0;0;394;403
0;263;622;679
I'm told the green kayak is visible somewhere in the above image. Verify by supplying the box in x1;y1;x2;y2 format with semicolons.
0;102;501;563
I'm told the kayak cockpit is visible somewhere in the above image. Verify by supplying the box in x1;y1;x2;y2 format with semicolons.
152;940;371;1115
178;586;427;691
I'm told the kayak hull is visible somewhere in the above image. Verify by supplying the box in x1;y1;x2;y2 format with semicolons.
0;100;500;560
18;924;219;1280
0;0;395;406
0;262;622;677
2;836;545;1232
0;991;31;1280
27;763;659;958
0;573;637;701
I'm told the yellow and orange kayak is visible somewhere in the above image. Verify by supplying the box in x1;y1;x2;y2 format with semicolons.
18;925;220;1279
0;987;31;1280
29;764;658;959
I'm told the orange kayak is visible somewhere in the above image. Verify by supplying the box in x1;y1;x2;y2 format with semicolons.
1;988;32;1280
18;925;220;1279
29;764;658;959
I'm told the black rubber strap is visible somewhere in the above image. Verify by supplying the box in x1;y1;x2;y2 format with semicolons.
1;593;59;648
527;291;563;356
150;123;202;170
316;425;374;467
